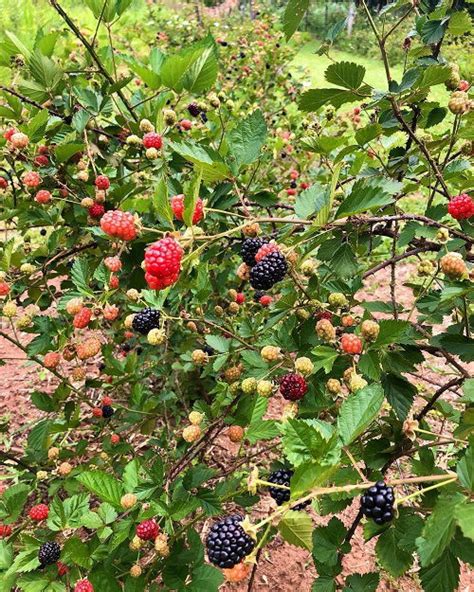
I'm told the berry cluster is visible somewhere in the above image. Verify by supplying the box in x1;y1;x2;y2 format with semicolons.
268;469;311;510
206;515;255;568
144;237;183;290
361;481;395;525
132;308;161;334
249;251;287;290
279;373;307;401
136;518;160;541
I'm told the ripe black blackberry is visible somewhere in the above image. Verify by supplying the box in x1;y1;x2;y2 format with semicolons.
268;469;311;511
132;308;160;335
102;405;114;418
206;514;255;568
241;237;268;267
38;541;61;567
187;102;201;117
361;481;395;525
203;344;215;356
249;252;287;290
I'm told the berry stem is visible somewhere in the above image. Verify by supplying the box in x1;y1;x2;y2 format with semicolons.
256;479;290;490
394;477;457;508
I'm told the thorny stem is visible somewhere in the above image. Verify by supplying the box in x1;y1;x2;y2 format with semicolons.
394;478;457;507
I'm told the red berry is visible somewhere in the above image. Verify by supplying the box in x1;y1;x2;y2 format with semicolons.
259;295;272;306
144;237;183;290
458;80;470;92
88;203;105;219
92;407;103;418
136;518;159;541
95;175;110;190
57;562;69;576
180;119;192;130
38;145;49;155
0;177;8;189
3;128;17;141
143;132;163;149
279;373;308;401
34;155;49;167
447;193;474;220
0;524;12;538
22;171;42;188
286;188;297;196
353;106;361;115
341;333;363;355
235;292;245;304
104;256;122;272
73;308;92;329
35;190;51;204
100;210;137;241
300;182;309;190
316;311;332;321
110;434;120;445
29;504;49;521
109;275;119;289
289;170;299;180
102;396;112;406
74;579;94;592
255;242;280;263
170;194;204;224
0;282;10;296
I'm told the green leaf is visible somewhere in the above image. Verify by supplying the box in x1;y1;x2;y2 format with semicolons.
283;0;310;40
189;564;224;592
381;373;416;421
454;501;474;541
335;178;401;218
311;346;339;374
355;123;382;146
161;36;217;93
54;143;85;164
312;517;348;567
457;444;474;491
294;184;328;219
448;10;472;36
299;88;362;112
70;259;93;296
168;140;231;182
419;551;460;592
337;384;384;445
417;65;451;88
279;510;313;550
62;536;91;568
153;176;174;226
228;110;267;170
421;18;448;45
325;61;365;90
376;528;413;577
416;493;465;566
28;50;62;92
374;319;411;346
47;494;90;531
183;170;202;226
204;334;230;353
0;483;29;523
0;541;13;570
282;419;339;466
343;572;379;592
312;577;336;592
76;471;124;508
291;463;337;497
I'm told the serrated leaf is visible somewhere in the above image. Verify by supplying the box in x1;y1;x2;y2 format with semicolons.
299;88;361;112
228;109;267;170
279;510;313;550
291;463;337;497
312;517;348;566
76;471;124;508
454;501;474;541
311;346;339;374
168;140;231;182
337;384;384;445
376;528;413;577
294;184;328;219
283;0;310;40
416;493;464;566
70;259;93;296
335;178;401;218
381;373;416;421
325;61;365;90
189;564;224;591
183;169;202;226
417;64;451;88
355;123;382;145
374;319;411;346
245;419;279;444
457;444;474;491
282;419;340;466
343;572;379;592
448;10;472;36
419;551;460;592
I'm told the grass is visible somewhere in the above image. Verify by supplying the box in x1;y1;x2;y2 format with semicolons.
292;41;449;105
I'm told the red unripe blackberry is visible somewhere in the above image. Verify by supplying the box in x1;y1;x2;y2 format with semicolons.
144;237;183;290
259;294;272;306
104;256;121;272
235;292;245;304
92;407;103;418
3;127;17;141
29;504;49;521
57;561;69;576
286;188;297;196
0;282;10;296
171;194;204;224
22;171;42;188
109;274;119;289
110;434;120;444
0;524;12;537
34;155;49;167
88;203;105;219
458;80;470;91
241;237;268;266
74;579;94;592
35;190;51;204
95;175;110;190
255;241;280;263
136;518;160;540
100;210;137;241
300;182;309;189
290;170;299;180
143;132;163;149
316;310;332;321
279;373;308;401
102;396;112;406
180;119;192;130
341;333;363;354
73;307;92;329
447;193;474;220
0;177;8;189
